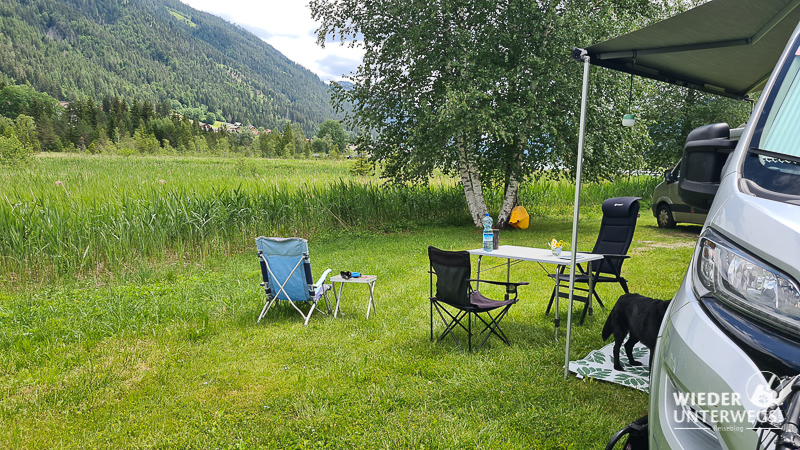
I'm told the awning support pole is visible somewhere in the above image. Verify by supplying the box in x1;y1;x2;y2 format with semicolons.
565;49;590;380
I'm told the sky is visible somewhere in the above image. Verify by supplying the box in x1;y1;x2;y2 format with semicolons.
179;0;363;83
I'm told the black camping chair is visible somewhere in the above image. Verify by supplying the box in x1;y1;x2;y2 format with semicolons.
546;197;640;325
428;246;528;351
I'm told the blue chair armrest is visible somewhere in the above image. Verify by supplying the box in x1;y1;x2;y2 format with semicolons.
315;268;333;288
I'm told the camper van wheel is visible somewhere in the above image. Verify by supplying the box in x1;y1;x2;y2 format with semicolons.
657;204;676;229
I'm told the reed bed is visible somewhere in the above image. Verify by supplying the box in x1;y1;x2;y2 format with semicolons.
0;154;659;281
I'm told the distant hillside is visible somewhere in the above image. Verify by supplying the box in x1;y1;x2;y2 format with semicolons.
334;81;355;91
0;0;339;135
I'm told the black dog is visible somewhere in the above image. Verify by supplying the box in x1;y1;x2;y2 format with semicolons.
602;293;671;371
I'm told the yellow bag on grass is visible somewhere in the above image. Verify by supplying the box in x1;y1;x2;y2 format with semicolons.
509;206;529;229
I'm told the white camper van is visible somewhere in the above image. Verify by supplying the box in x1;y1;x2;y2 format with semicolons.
581;1;800;449
648;24;800;450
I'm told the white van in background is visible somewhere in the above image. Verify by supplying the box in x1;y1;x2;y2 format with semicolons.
652;161;708;228
651;127;744;229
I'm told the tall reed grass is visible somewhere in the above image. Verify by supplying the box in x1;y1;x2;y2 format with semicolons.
514;175;660;218
0;155;659;280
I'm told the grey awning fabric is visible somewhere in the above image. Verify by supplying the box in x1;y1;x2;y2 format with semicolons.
584;0;800;99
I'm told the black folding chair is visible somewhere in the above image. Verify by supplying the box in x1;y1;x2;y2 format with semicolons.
428;246;528;351
546;197;640;325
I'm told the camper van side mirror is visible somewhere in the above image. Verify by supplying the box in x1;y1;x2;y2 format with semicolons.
677;123;736;210
664;169;675;183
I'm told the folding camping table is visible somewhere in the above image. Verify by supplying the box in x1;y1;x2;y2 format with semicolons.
467;245;604;341
330;274;378;319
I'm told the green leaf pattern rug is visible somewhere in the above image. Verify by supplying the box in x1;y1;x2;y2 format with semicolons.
568;341;651;392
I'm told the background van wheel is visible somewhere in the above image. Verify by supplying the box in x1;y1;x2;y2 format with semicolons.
657;204;676;228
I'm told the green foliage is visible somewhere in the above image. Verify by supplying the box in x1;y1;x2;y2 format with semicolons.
291;122;306;159
0;82;317;158
281;123;295;157
255;132;274;157
0;114;38;164
0;132;31;166
115;143;137;157
282;137;295;157
312;134;333;155
134;127;160;154
311;0;744;184
214;134;231;155
230;127;255;149
192;135;209;154
0;84;60;121
641;84;750;169
350;156;374;177
271;131;284;157
13;115;39;152
0;116;11;132
316;119;347;152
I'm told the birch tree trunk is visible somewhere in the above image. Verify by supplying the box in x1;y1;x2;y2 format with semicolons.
496;138;525;228
457;138;488;227
496;175;519;228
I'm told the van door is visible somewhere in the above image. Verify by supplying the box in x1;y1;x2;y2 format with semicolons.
665;164;693;223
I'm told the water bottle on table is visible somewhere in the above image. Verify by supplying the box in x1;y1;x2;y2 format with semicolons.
482;213;493;252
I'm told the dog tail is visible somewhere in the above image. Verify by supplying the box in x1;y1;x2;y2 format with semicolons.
602;311;614;341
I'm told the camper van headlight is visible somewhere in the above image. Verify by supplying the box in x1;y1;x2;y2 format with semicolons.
693;230;800;334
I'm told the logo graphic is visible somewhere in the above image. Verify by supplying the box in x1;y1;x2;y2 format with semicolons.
747;371;780;408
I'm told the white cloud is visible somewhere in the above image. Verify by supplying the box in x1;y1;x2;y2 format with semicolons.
180;0;363;82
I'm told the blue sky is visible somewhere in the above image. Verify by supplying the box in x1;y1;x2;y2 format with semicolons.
180;0;364;82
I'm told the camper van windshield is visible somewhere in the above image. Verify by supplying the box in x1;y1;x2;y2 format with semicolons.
745;40;800;197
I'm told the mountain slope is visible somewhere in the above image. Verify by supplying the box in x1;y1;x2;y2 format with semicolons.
0;0;337;134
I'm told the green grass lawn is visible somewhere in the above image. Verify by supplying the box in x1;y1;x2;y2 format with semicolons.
0;208;701;448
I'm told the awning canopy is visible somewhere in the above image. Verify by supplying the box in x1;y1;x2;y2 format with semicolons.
584;0;800;100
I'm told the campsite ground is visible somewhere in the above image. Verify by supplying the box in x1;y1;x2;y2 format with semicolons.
0;155;699;448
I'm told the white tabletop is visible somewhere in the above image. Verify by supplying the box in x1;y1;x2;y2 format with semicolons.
467;245;603;265
330;274;377;283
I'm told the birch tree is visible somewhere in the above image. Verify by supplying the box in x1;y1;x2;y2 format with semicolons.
311;0;672;227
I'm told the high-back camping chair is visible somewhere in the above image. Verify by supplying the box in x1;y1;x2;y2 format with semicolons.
256;237;332;326
546;197;640;325
428;246;528;351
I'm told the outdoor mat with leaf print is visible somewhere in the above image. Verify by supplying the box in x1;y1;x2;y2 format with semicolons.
568;341;651;392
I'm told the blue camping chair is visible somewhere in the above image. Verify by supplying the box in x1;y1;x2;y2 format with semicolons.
256;237;333;326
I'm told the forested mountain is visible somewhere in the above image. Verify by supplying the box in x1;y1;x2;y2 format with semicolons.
0;0;339;135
